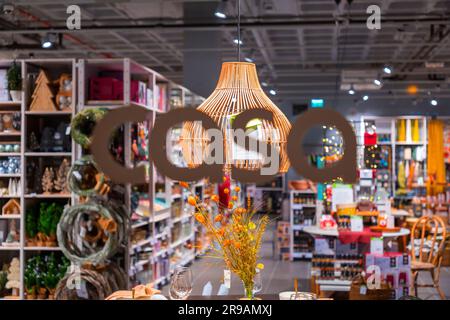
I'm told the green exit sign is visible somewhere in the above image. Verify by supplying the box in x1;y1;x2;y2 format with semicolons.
310;99;324;108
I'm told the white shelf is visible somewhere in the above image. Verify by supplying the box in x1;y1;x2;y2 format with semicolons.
172;214;191;224
24;194;72;199
0;214;21;219
0;246;20;251
25;152;72;157
25;110;72;115
290;190;316;194
0;195;21;199
0;174;21;178
291;252;313;259
0;153;21;157
0;101;21;106
24;247;62;251
170;234;193;249
131;238;153;251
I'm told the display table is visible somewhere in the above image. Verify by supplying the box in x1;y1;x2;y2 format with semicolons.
303;226;410;238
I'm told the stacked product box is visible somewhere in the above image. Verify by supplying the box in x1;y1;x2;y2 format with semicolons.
365;252;411;299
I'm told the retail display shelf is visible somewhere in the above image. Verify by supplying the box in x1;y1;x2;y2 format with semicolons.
0;174;21;178
134;259;150;269
154;248;169;258
0;101;21;106
25;110;72;115
152;210;171;222
172;214;192;224
24;194;72;199
131;219;151;229
292;204;317;208
290;190;316;194
0;246;20;251
24;152;72;157
0;153;21;157
0;195;20;199
291;252;313;259
170;234;194;249
0;214;21;219
131;238;153;251
155;231;169;240
24;247;62;251
0;131;21;136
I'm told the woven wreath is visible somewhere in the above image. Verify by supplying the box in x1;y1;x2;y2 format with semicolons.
57;202;124;265
68;155;105;197
55;268;112;300
70;108;107;148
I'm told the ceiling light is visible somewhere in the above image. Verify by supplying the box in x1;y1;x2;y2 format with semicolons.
348;89;355;95
374;79;382;86
214;1;227;19
41;33;57;49
261;81;268;87
244;57;254;63
233;39;243;45
383;66;392;74
269;89;276;96
363;95;369;101
431;99;438;106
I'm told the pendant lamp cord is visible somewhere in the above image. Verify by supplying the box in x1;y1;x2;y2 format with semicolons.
237;0;241;62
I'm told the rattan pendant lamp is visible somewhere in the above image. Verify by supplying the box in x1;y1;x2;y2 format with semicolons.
180;0;291;174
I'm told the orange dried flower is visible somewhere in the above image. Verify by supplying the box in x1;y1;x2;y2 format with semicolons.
228;202;234;209
179;181;189;188
232;195;238;201
211;194;219;202
223;239;231;247
195;213;205;224
214;214;223;222
187;196;197;206
234;242;241;249
217;228;225;237
234;186;241;193
223;176;227;182
223;188;229;194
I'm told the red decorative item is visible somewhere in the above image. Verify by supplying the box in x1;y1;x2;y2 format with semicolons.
89;77;123;101
218;175;230;207
320;215;336;229
364;131;377;146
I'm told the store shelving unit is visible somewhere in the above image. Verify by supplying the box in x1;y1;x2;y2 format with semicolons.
357;116;428;199
78;58;205;289
289;190;316;260
0;59;76;299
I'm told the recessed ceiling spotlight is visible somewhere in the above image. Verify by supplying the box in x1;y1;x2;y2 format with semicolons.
348;89;355;95
41;33;57;49
233;39;243;45
374;79;382;86
244;57;254;63
269;89;276;96
363;95;369;101
430;99;438;106
261;81;268;87
383;66;392;74
214;0;227;19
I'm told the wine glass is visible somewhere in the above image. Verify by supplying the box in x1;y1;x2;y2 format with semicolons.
169;267;193;300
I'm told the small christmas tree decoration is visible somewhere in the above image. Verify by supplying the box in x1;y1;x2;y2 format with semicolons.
29;69;57;112
29;132;40;151
5;257;20;297
41;167;55;194
54;159;70;194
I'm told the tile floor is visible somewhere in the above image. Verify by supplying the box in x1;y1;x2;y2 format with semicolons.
163;222;450;300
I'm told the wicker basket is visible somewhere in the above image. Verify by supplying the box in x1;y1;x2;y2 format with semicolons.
349;275;395;300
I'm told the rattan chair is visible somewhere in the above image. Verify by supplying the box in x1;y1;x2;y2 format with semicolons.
410;215;447;299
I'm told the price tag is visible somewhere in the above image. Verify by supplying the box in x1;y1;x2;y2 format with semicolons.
223;270;231;289
370;237;384;255
350;216;363;232
76;280;89;299
66;126;71;135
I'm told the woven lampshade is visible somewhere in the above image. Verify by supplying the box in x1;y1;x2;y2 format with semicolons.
180;62;291;173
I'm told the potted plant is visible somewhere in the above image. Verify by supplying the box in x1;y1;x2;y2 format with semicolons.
6;62;22;102
44;256;59;299
24;266;37;299
25;208;39;246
